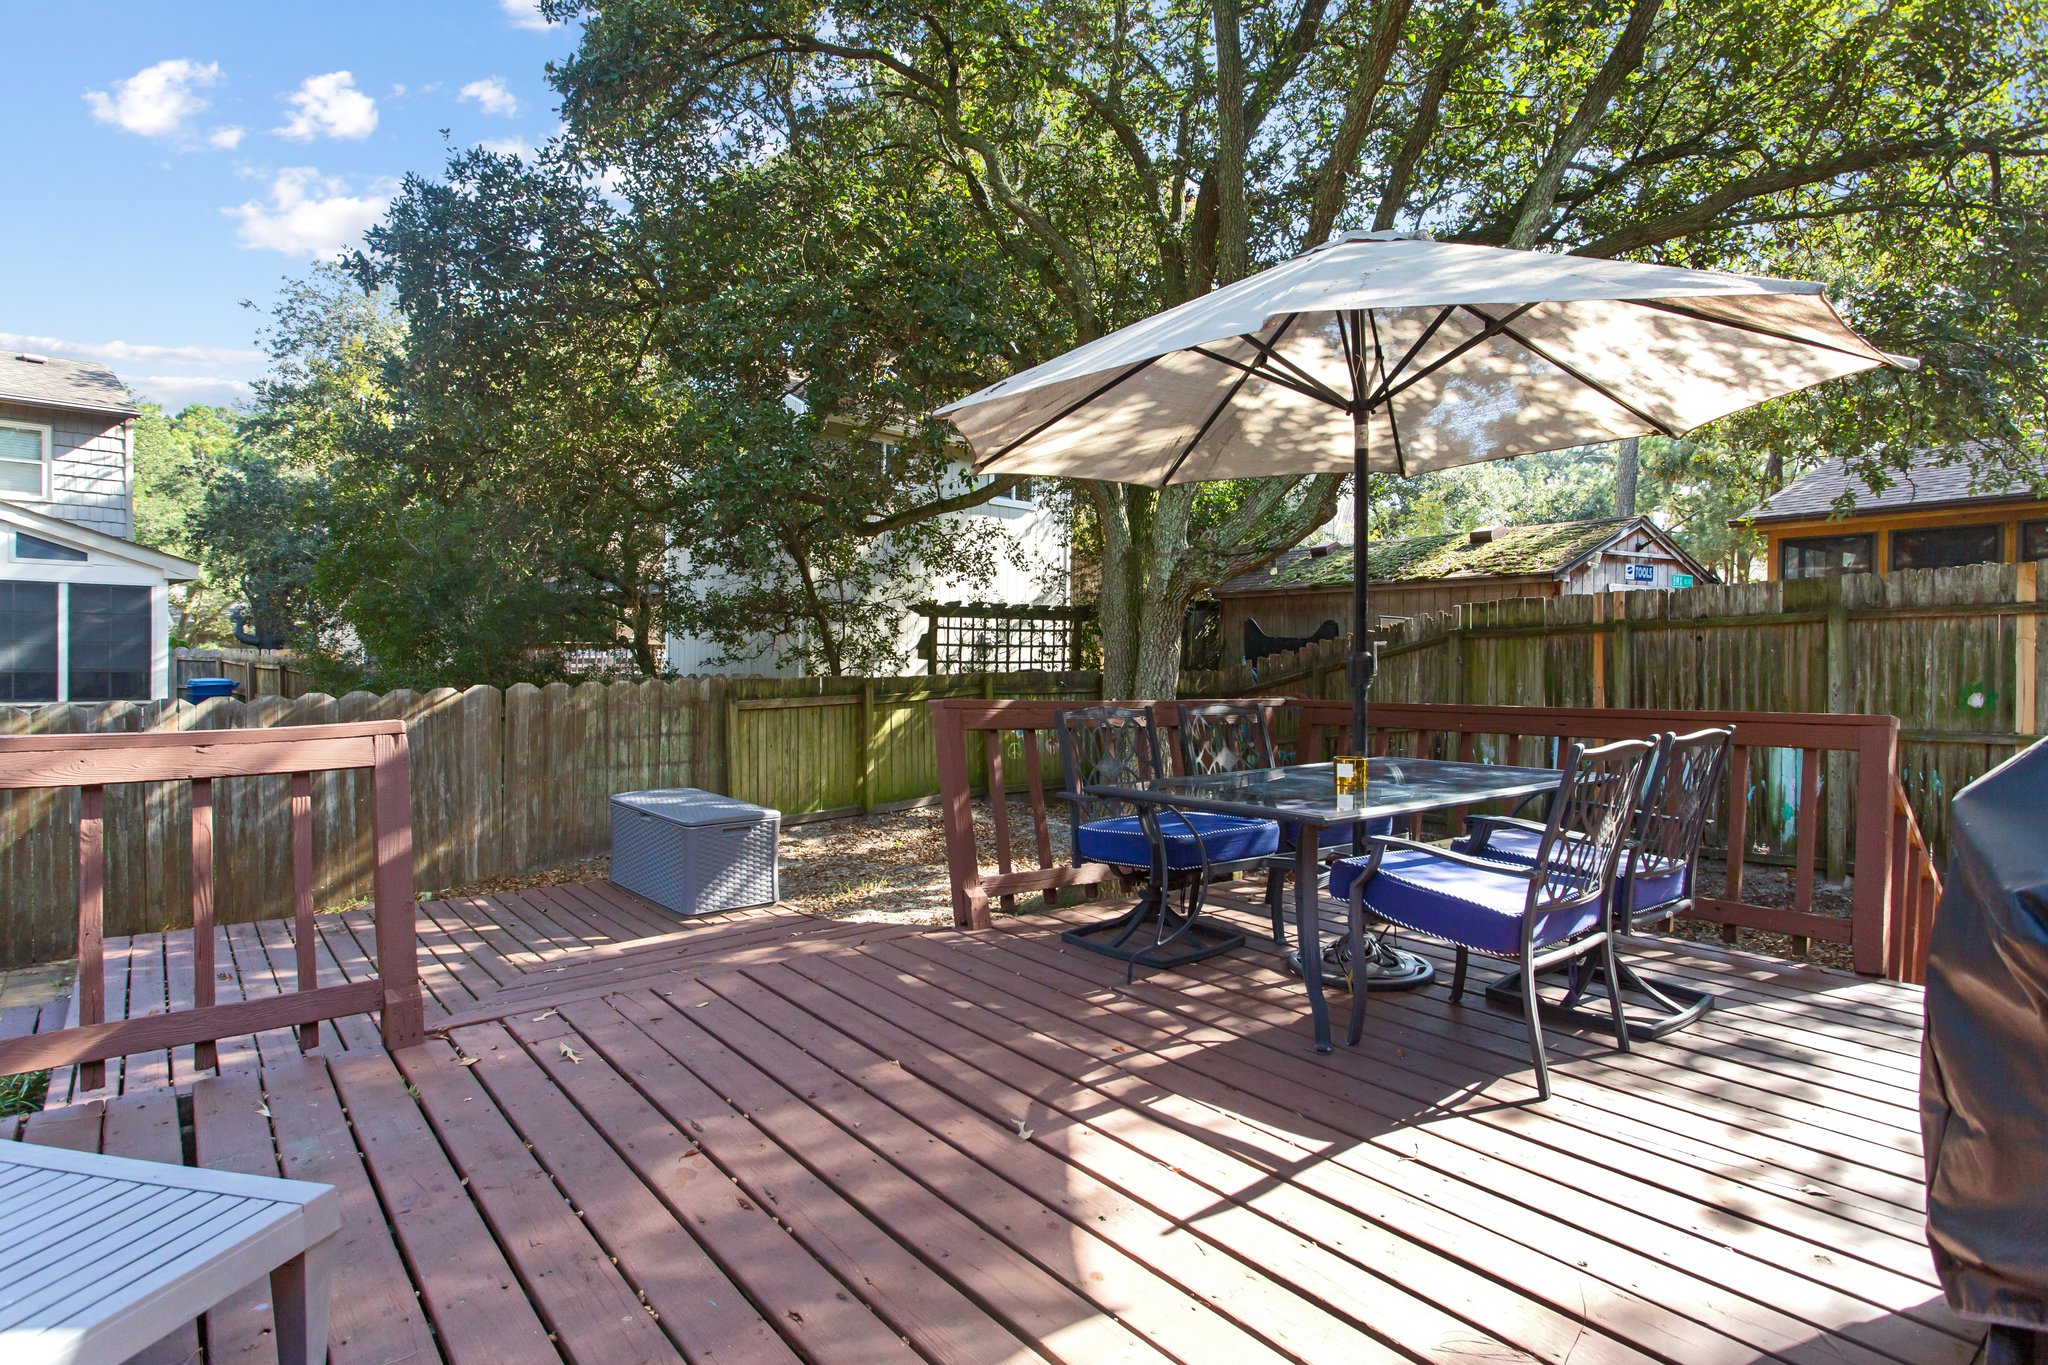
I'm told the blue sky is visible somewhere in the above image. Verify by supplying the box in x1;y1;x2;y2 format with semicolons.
0;1;581;408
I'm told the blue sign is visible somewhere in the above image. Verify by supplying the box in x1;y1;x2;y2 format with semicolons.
1623;563;1656;584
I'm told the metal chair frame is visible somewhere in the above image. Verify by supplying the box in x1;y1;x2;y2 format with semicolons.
1173;702;1297;943
1054;706;1254;978
1344;737;1657;1099
1469;727;1734;1038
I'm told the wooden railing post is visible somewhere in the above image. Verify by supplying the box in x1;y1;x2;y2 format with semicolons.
371;730;425;1050
77;786;105;1093
932;702;987;928
191;776;218;1071
1851;717;1900;978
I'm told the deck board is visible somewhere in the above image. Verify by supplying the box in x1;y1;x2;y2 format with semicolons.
2;877;1971;1364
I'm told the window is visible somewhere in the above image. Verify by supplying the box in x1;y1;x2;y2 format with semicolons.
1780;533;1874;580
13;531;86;563
0;582;58;701
2021;520;2048;561
1889;523;2003;572
66;584;151;701
0;420;50;498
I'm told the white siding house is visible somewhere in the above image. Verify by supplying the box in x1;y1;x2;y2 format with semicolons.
0;352;198;702
665;465;1069;678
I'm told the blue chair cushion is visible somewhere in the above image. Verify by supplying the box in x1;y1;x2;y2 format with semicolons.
1451;826;1689;916
1330;845;1605;958
1451;823;1544;864
1282;815;1393;850
1077;812;1280;870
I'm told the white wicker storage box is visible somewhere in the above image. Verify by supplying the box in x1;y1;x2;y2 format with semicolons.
609;788;780;916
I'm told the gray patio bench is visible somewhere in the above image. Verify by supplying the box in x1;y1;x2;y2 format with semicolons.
0;1140;338;1365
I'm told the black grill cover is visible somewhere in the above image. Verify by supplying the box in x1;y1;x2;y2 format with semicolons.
1922;739;2048;1330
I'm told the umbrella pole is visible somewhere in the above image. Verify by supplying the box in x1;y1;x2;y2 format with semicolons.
1350;413;1372;759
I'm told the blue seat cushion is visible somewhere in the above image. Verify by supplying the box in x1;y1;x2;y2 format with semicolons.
1451;826;1689;916
1077;812;1280;870
1282;815;1393;850
1330;846;1604;958
1451;823;1544;865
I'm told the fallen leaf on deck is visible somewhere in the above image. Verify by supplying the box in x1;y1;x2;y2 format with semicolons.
532;1009;559;1021
560;1042;584;1064
458;1056;480;1067
1016;1118;1034;1140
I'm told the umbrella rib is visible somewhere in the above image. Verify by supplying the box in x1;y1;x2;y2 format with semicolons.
1236;331;1352;410
1629;298;1893;367
970;355;1162;471
1361;305;1457;410
1366;310;1410;478
1465;306;1682;438
1373;302;1544;407
1188;346;1336;406
1160;315;1304;487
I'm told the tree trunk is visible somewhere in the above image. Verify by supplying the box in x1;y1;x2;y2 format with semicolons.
631;590;659;675
1614;436;1640;518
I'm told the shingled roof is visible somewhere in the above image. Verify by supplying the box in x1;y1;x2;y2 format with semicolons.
1745;447;2036;524
1214;518;1686;595
0;352;138;416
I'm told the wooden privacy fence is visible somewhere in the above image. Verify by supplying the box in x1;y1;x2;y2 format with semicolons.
0;670;1100;968
0;721;422;1087
171;647;315;700
1187;561;2044;862
932;697;1944;983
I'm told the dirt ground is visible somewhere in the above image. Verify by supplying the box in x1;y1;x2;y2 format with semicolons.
450;800;1857;968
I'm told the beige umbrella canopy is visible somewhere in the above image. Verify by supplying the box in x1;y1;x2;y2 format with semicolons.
937;229;1912;742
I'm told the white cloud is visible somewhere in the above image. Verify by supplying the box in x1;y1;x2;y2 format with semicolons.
460;77;520;118
131;375;256;408
0;333;262;409
501;0;556;29
276;71;378;141
0;332;265;369
225;167;392;258
479;136;532;159
84;59;223;139
208;125;244;149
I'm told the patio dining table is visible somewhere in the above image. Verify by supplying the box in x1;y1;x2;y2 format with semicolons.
1087;756;1563;1052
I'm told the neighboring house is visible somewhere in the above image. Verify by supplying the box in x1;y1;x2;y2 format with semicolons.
664;462;1067;678
0;352;198;703
1207;517;1712;663
1741;449;2048;581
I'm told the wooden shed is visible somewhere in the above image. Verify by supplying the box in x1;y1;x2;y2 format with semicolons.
1207;516;1714;665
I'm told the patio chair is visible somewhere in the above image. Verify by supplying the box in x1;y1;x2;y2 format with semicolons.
1332;737;1657;1100
1055;705;1272;978
1175;701;1391;947
1459;726;1735;1037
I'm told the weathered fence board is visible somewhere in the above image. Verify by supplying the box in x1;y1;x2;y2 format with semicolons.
1191;564;2048;864
0;669;1103;966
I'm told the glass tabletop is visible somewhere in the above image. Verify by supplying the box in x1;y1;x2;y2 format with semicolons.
1088;758;1562;827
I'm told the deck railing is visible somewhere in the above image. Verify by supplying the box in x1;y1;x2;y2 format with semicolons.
0;721;424;1087
932;697;1944;983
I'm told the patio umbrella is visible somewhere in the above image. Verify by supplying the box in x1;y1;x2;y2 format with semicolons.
937;229;1912;750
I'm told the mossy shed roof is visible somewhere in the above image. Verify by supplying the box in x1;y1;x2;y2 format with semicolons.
1214;518;1680;595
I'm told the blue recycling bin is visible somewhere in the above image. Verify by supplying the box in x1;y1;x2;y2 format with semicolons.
182;677;240;704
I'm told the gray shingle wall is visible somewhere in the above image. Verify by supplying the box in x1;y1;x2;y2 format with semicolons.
0;400;131;539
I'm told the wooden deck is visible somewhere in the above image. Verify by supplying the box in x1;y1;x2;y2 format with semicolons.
3;880;1967;1365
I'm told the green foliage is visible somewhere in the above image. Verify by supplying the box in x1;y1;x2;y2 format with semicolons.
546;0;2048;691
347;138;1038;677
131;403;241;559
0;1068;47;1118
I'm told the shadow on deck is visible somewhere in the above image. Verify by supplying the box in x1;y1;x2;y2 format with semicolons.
3;879;1970;1365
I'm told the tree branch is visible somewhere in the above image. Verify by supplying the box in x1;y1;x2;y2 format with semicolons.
1501;0;1663;248
1303;0;1414;247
